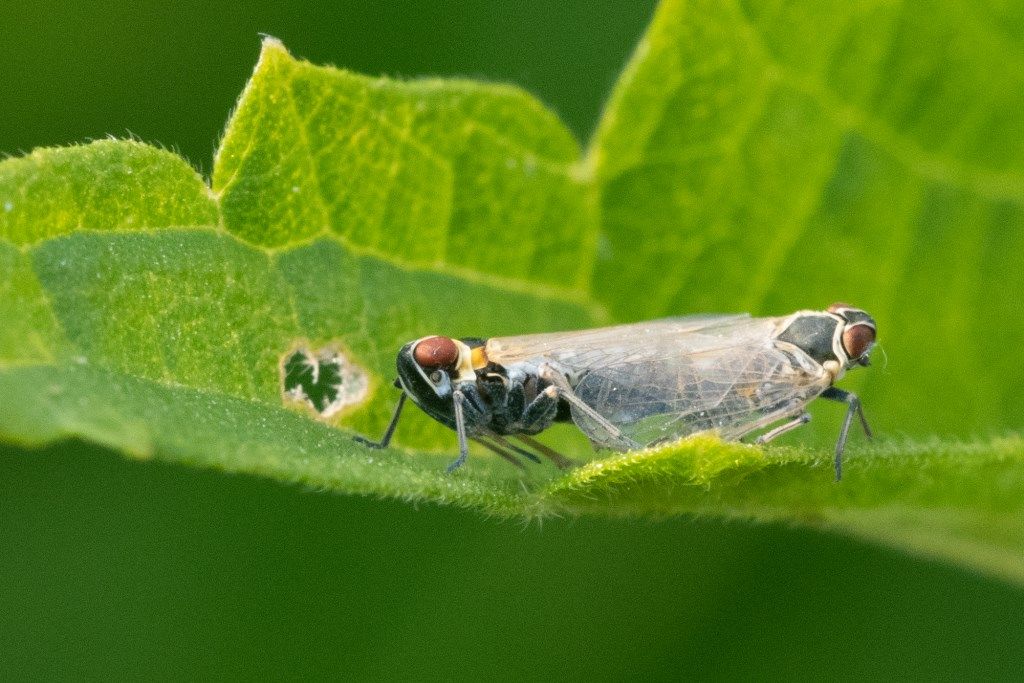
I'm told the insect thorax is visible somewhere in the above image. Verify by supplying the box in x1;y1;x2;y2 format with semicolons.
775;313;841;365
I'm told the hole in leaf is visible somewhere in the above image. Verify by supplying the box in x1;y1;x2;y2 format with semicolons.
281;345;369;419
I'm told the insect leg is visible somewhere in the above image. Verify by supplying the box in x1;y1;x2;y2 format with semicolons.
352;392;407;449
820;387;872;481
473;436;527;469
514;434;575;470
481;372;511;404
755;413;811;445
538;364;637;448
518;385;559;429
446;389;471;473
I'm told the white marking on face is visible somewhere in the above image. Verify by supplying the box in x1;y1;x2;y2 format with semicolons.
452;340;478;383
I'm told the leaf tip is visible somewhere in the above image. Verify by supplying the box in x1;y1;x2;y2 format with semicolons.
258;34;289;57
254;35;294;74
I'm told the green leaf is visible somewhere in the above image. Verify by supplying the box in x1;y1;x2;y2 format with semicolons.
2;6;1023;586
213;39;596;290
543;435;1024;583
0;42;597;512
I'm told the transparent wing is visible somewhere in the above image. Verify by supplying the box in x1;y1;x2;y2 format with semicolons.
485;314;755;368
568;339;831;449
487;315;829;449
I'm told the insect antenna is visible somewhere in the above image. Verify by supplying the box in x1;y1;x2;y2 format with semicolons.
472;436;526;469
874;341;890;372
487;434;541;464
514;434;575;470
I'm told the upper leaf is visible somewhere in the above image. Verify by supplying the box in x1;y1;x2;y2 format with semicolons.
588;0;1024;440
0;141;218;244
213;39;596;291
0;43;595;511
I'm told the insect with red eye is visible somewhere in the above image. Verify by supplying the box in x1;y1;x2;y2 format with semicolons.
355;304;877;480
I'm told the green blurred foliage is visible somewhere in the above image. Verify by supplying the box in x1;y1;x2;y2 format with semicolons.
1;0;651;160
4;442;1024;680
2;0;1024;679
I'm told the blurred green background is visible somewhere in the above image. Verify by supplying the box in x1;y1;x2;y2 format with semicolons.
2;1;1023;679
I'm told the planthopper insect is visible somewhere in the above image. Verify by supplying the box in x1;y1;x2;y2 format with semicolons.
355;304;876;480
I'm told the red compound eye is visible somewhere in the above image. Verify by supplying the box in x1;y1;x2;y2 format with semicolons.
413;336;459;369
841;324;875;360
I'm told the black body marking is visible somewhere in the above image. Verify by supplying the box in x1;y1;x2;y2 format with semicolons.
389;337;569;471
776;314;840;364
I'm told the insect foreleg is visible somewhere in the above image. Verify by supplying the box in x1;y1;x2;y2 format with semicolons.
352;391;407;449
446;389;471;473
479;372;510;405
755;413;811;445
506;387;573;468
538;364;638;449
517;385;559;432
820;387;873;481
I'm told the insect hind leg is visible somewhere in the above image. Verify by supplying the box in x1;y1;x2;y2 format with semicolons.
538;364;638;450
820;387;873;481
755;413;811;445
